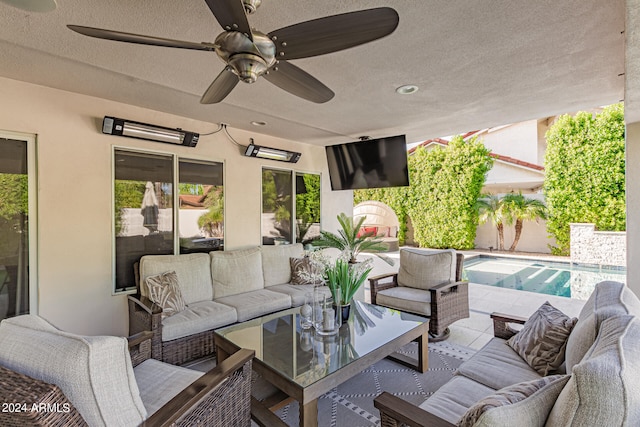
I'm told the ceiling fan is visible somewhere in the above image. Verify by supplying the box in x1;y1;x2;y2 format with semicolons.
68;0;399;104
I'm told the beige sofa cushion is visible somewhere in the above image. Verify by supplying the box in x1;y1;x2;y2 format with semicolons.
419;375;495;425
456;338;542;390
210;247;264;298
458;375;569;427
267;284;330;306
566;281;639;370
216;289;292;322
397;248;457;290
548;315;640;426
261;243;304;286
0;315;147;427
140;253;213;305
161;300;238;342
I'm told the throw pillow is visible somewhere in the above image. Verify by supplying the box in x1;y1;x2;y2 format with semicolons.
144;271;186;319
290;257;324;285
507;302;577;375
458;375;570;427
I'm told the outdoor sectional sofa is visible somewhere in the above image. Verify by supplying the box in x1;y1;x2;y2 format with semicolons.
128;243;329;365
374;280;640;426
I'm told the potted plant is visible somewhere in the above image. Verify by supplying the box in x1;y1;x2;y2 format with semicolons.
312;212;393;265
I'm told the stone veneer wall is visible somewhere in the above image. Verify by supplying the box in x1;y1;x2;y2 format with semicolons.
570;223;626;267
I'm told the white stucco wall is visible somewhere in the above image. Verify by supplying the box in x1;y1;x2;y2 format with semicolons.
479;120;541;165
0;76;352;336
475;219;554;253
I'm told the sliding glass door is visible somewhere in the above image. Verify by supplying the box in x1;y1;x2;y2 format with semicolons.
0;134;36;320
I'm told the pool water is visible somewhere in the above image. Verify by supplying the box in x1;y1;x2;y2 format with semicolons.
463;255;626;300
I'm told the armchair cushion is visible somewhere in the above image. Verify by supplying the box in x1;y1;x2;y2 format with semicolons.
134;358;203;414
398;248;457;290
261;243;304;286
375;286;432;316
211;247;264;298
140;253;213;305
507;302;577;375
144;270;186;319
458;375;569;427
0;315;147;427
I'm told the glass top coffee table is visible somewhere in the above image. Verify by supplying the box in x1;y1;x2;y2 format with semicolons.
214;300;429;427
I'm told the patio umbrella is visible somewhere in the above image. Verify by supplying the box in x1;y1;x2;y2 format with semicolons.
141;181;159;233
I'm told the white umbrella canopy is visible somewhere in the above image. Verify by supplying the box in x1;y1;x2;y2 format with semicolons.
141;181;159;233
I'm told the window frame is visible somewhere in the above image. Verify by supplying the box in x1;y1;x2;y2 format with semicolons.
260;166;321;246
0;130;38;315
111;146;225;294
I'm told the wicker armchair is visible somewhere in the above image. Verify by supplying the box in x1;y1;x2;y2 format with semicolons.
0;315;254;427
369;248;468;341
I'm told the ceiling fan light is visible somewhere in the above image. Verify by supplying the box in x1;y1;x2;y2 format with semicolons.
228;53;268;83
1;0;56;12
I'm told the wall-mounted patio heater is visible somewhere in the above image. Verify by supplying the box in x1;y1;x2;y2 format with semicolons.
102;116;199;147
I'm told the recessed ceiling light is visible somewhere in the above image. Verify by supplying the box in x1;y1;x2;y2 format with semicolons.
396;84;419;95
251;121;267;126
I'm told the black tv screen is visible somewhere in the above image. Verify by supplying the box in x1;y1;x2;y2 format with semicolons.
325;135;409;190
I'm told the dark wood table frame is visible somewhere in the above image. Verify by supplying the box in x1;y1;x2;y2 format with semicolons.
215;319;429;427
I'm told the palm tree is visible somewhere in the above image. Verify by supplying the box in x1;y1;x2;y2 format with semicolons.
476;194;508;250
502;192;547;252
312;212;392;264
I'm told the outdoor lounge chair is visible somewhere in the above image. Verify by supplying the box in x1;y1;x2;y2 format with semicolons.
369;248;468;340
0;315;254;426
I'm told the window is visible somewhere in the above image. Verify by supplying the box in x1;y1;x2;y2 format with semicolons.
262;168;321;246
113;149;223;292
178;159;224;253
295;172;321;245
0;135;36;320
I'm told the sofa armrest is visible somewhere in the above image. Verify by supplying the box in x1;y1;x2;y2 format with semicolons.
127;331;153;367
128;295;163;360
369;273;398;304
491;312;528;339
143;348;255;427
374;392;456;427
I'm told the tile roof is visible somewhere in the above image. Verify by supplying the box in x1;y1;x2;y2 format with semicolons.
408;137;544;172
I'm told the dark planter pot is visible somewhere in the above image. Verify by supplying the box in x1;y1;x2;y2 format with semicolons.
339;303;351;322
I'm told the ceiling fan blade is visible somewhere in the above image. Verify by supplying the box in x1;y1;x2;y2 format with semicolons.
267;7;399;60
204;0;253;41
263;61;334;104
67;25;216;51
200;67;239;104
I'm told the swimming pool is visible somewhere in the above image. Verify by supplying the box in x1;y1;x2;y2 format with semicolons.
463;255;626;300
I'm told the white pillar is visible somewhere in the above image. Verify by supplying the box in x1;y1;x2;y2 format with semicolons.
625;0;640;297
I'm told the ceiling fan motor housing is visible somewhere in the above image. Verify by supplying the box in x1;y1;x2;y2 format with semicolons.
214;30;276;83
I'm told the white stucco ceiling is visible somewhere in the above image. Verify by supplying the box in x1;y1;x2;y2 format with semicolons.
0;0;626;145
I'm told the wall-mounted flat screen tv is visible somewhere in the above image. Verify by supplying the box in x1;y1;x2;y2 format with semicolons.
325;134;409;190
